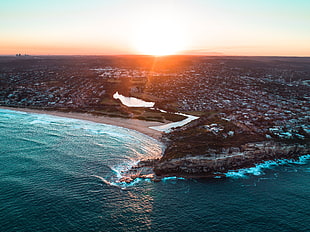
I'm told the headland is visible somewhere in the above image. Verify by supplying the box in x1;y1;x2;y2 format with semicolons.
0;55;309;181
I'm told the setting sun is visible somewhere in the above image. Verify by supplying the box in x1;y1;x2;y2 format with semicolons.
132;20;186;56
131;6;187;56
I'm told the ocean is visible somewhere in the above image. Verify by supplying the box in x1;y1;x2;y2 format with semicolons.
0;109;309;232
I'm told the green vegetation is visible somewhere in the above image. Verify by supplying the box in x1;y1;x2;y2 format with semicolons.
162;114;266;161
131;108;186;122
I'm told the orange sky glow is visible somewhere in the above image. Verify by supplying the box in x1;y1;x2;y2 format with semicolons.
1;0;310;56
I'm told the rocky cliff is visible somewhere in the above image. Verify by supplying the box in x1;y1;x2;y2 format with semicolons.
153;113;310;177
154;141;310;177
123;114;310;181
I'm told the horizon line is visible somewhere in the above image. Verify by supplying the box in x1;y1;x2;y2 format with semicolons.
1;54;310;58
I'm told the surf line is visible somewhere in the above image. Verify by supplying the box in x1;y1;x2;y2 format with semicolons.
90;175;123;189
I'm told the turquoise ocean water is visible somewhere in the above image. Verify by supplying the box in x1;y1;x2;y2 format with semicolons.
0;109;309;231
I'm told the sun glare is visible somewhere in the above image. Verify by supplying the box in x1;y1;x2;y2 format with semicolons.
132;13;187;56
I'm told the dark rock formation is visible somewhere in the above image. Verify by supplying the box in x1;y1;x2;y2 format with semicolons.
152;112;310;178
154;142;310;177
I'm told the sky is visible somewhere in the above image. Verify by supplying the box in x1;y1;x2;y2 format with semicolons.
1;0;310;56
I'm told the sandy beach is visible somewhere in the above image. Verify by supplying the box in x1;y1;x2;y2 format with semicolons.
0;106;164;141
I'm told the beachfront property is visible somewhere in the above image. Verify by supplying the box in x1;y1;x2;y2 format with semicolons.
0;56;309;140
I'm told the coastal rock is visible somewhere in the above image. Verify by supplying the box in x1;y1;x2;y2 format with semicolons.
117;159;160;183
154;141;310;177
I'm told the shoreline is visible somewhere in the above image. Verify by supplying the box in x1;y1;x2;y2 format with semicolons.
0;106;165;141
2;106;309;182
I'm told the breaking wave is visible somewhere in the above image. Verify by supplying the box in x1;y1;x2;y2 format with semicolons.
223;154;310;179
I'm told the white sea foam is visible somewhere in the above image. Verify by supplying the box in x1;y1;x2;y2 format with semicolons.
111;160;138;178
25;112;144;140
162;176;185;182
224;155;310;179
91;175;120;188
28;113;84;125
0;109;26;114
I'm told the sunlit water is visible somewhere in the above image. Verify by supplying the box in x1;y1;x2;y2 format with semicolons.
1;109;310;232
